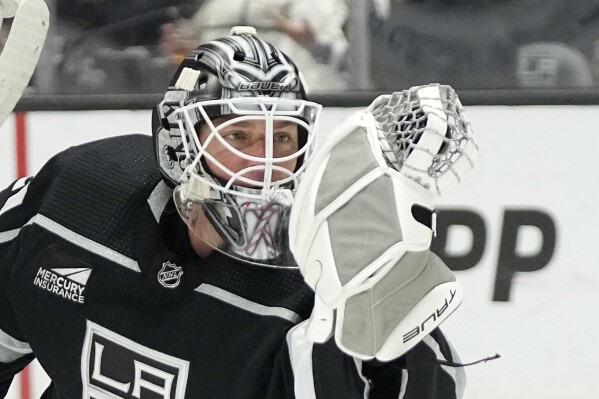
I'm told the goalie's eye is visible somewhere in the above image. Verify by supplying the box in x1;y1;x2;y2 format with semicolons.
222;131;247;143
274;132;292;143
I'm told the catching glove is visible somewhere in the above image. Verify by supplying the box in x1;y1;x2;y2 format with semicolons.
289;84;478;361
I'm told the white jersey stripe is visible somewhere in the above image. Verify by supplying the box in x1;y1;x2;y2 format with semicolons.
195;283;301;323
12;177;31;191
398;368;408;399
286;321;317;399
0;327;32;363
0;181;29;217
353;357;371;399
444;335;467;399
31;214;141;273
0;228;20;244
147;180;172;222
422;335;466;399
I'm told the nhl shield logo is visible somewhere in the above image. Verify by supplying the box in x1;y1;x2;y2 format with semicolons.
158;261;183;288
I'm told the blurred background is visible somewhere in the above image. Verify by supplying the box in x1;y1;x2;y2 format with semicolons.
2;1;599;399
3;0;599;101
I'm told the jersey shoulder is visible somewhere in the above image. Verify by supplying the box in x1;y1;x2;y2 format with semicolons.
27;134;162;258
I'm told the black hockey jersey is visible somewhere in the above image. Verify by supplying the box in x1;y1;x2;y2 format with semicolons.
0;134;465;398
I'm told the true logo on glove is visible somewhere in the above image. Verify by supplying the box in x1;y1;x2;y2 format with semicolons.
403;288;458;343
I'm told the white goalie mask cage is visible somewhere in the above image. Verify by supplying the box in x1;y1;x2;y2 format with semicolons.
173;97;322;268
152;29;324;268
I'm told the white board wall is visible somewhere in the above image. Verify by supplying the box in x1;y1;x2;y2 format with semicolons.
1;105;598;399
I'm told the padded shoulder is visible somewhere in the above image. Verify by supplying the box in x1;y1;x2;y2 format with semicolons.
36;134;163;258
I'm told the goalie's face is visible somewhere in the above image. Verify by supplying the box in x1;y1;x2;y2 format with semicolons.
198;115;301;187
176;114;303;268
172;98;322;269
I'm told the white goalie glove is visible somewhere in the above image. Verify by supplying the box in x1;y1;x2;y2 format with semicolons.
0;0;49;127
289;84;478;361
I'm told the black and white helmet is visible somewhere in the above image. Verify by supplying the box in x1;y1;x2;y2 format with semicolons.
152;27;322;268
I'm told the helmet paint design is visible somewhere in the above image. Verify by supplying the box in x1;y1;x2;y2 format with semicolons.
152;28;322;267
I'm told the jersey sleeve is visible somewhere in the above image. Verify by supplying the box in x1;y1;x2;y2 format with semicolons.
361;328;466;399
0;152;67;396
0;178;36;396
286;322;466;399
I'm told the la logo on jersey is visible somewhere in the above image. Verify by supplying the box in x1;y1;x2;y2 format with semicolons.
82;321;189;399
33;267;91;304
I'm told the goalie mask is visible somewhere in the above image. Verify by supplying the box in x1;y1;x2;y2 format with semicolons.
152;27;322;268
